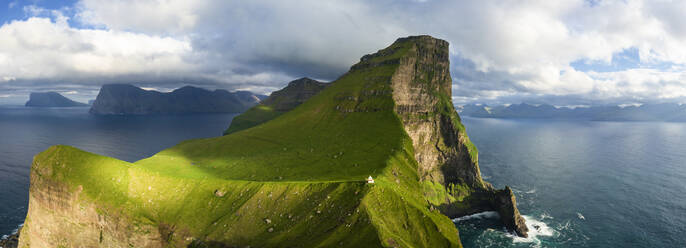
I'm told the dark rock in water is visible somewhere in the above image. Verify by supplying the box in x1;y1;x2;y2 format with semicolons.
89;84;263;115
0;229;20;248
25;92;88;107
493;186;529;237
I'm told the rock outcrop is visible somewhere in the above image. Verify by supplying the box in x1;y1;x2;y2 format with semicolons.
89;84;263;115
24;92;88;107
224;77;328;135
0;231;19;248
19;158;165;247
372;35;528;237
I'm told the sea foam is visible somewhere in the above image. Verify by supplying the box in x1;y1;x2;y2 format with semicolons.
577;212;585;220
507;215;555;245
452;211;500;222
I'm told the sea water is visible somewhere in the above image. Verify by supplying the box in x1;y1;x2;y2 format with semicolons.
455;117;686;247
1;108;685;247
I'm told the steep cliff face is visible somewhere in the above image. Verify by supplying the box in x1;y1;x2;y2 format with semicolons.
24;92;88;107
350;35;528;237
89;84;262;115
19;151;164;247
20;35;527;248
388;36;528;236
224;77;328;135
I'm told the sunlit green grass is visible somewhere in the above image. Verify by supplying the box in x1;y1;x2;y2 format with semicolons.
30;39;464;247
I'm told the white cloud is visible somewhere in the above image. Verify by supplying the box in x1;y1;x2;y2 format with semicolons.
0;17;193;80
2;0;686;105
413;0;686;104
76;0;205;34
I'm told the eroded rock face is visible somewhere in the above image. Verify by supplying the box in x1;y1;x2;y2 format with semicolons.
18;160;173;248
493;186;529;237
383;35;528;237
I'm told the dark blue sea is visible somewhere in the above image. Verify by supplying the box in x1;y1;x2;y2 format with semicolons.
456;117;686;247
1;108;685;247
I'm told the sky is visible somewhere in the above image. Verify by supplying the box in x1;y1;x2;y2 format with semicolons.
0;0;685;106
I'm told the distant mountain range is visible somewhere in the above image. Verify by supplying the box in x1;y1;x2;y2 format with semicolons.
25;92;88;107
458;103;686;121
89;84;267;115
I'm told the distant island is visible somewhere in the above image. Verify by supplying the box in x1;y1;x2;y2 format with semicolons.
24;92;88;107
459;103;686;121
89;84;266;115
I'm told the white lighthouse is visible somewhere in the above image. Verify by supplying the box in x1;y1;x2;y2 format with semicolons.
367;176;375;184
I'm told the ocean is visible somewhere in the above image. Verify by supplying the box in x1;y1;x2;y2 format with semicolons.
456;117;686;247
1;107;684;247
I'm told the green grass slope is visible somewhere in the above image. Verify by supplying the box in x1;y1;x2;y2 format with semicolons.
23;37;465;247
223;105;283;135
224;77;328;135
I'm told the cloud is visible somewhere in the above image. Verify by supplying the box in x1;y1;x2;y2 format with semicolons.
76;0;203;34
0;16;193;80
1;0;685;105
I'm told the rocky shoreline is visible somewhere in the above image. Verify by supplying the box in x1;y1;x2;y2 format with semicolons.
0;228;20;248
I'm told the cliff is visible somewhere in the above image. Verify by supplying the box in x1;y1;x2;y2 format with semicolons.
224;77;328;135
24;92;88;107
385;36;527;236
89;84;262;115
20;35;526;248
